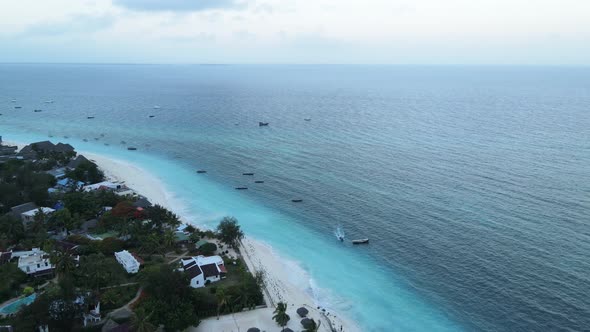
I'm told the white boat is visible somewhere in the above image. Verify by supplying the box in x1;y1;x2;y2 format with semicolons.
153;105;161;109
45;100;54;103
352;238;369;245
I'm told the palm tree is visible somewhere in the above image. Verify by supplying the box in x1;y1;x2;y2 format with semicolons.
131;308;156;332
273;302;290;331
51;249;76;279
162;229;176;250
216;288;230;319
303;318;321;332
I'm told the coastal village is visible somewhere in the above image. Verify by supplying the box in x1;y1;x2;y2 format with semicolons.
0;139;347;332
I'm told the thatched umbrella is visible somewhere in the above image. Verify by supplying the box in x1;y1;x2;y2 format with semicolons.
247;328;260;332
297;307;309;317
301;318;313;328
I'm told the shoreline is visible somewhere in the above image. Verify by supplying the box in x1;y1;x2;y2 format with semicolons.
78;151;359;331
4;140;359;331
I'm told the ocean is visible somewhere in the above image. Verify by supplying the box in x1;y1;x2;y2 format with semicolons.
1;64;589;331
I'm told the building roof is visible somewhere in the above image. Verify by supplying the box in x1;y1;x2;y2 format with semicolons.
21;207;55;217
54;143;74;153
0;252;12;264
200;263;220;278
186;265;203;279
174;231;189;242
10;202;38;216
132;197;152;209
67;155;90;169
195;240;209;248
55;241;79;252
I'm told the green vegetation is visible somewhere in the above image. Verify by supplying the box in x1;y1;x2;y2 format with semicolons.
66;160;104;184
217;216;244;249
273;302;291;331
0;263;27;303
303;318;321;332
0;141;265;331
137;264;199;331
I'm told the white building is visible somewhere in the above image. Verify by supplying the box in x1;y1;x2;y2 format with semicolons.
180;255;226;288
21;207;55;226
114;250;142;274
16;248;54;277
83;181;120;192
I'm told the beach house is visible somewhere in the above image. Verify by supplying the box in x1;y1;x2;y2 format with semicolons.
114;250;143;274
20;207;56;226
15;248;54;277
180;255;227;288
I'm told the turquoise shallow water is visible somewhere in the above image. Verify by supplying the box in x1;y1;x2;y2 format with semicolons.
1;64;589;331
0;293;37;315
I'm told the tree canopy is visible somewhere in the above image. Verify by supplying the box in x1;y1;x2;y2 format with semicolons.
216;216;244;249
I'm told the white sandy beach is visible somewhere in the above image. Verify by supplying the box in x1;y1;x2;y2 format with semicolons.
83;153;359;332
5;141;358;332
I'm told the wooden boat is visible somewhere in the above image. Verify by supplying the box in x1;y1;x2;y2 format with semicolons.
243;172;254;176
352;238;369;245
34;109;42;112
254;180;264;184
235;187;248;190
196;170;207;174
291;199;303;203
149;115;155;118
127;147;137;151
87;116;95;119
304;118;311;121
259;122;269;126
14;106;22;109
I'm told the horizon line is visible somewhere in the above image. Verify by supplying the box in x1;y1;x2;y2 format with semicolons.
0;62;589;67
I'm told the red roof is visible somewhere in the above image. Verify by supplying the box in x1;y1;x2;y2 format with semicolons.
218;263;227;273
131;252;144;265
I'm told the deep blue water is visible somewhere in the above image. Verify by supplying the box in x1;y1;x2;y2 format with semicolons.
1;64;589;331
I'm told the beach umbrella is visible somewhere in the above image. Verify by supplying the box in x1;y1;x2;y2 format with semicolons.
301;318;313;328
247;328;260;332
297;307;309;317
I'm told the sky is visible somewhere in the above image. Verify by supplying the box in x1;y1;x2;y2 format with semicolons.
0;0;589;64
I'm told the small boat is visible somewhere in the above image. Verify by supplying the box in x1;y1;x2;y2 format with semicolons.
11;99;16;102
87;116;95;119
94;138;99;141
48;134;54;138
34;109;42;112
14;106;22;109
235;187;248;190
291;199;303;203
304;118;311;121
149;115;155;118
128;147;137;151
259;122;269;126
352;238;369;245
83;139;88;142
196;170;207;174
254;180;264;184
153;105;161;109
45;100;54;103
64;136;69;139
104;143;110;146
100;133;105;137
120;140;126;144
243;172;254;176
